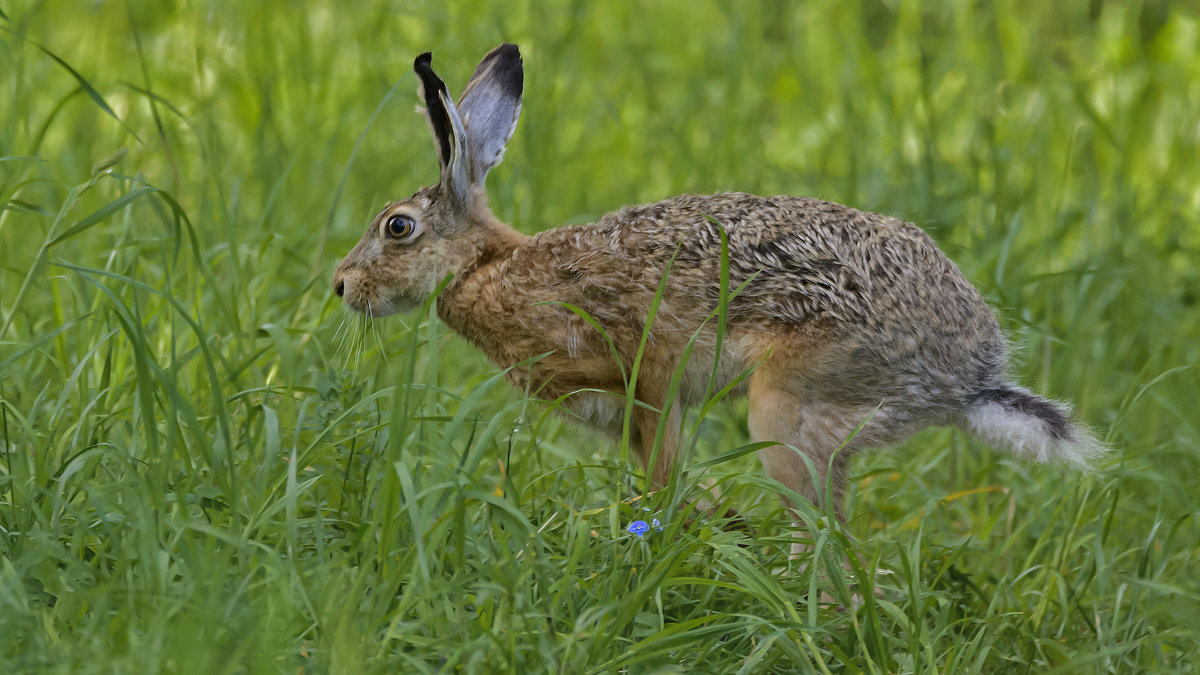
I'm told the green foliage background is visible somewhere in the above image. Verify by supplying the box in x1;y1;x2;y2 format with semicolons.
1;0;1198;671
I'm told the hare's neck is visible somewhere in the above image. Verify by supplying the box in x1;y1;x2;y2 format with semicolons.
436;221;526;355
474;220;526;264
465;198;526;263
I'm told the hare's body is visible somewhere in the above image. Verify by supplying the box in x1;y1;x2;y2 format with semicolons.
436;191;1013;504
335;45;1103;521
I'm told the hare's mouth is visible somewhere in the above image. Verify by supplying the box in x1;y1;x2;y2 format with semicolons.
344;291;418;318
376;293;419;317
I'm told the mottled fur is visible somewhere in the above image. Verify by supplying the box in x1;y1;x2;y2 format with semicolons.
334;45;1106;521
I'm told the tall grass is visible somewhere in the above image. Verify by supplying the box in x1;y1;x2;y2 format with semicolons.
2;0;1198;671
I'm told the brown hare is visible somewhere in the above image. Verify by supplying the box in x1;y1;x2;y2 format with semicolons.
333;44;1105;521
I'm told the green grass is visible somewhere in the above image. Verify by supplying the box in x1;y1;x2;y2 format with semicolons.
2;0;1199;671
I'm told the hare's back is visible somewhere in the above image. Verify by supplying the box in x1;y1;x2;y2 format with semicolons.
596;194;983;319
590;192;1008;405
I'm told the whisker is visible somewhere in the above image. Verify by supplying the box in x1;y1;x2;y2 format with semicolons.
344;311;361;374
371;308;390;368
340;309;357;373
354;305;369;374
361;315;372;371
330;312;350;369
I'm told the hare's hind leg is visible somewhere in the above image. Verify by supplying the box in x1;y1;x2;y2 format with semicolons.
748;371;870;522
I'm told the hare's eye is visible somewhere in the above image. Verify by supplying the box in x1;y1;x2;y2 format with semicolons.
384;214;417;239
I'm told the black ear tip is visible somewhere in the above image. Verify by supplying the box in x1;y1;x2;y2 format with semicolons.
489;44;523;93
497;43;522;69
414;51;433;71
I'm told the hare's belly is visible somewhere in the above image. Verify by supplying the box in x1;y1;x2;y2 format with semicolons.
562;391;625;437
677;337;756;405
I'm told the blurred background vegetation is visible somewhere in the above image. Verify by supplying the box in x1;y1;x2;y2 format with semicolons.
2;0;1198;671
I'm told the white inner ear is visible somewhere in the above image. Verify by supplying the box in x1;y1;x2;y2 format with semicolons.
438;91;471;204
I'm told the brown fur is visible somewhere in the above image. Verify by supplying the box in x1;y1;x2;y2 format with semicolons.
334;45;1103;526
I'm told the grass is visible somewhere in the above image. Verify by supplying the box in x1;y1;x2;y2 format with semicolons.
2;0;1199;671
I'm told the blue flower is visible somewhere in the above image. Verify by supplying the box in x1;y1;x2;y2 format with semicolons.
626;520;650;537
651;518;662;531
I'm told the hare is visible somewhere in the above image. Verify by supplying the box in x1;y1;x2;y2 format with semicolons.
333;44;1105;521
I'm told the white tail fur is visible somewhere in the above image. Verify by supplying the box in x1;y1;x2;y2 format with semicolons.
965;385;1108;469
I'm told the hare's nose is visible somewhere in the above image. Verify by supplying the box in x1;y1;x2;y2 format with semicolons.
333;266;348;297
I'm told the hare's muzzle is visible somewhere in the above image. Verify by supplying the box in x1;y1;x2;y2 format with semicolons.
331;259;409;317
332;261;364;312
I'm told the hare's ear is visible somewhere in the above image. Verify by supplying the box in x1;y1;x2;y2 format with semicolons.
414;52;470;207
456;43;524;186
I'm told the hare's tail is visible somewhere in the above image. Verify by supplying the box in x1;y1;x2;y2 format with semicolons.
964;385;1108;469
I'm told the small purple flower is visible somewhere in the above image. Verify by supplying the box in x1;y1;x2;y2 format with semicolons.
626;520;650;537
651;518;662;531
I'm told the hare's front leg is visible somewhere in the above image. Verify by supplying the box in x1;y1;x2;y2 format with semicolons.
631;391;681;487
629;364;682;487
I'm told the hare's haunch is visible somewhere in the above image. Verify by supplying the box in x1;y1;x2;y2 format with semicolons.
333;44;1105;518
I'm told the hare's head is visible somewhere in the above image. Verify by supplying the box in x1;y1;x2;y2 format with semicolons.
334;44;524;316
